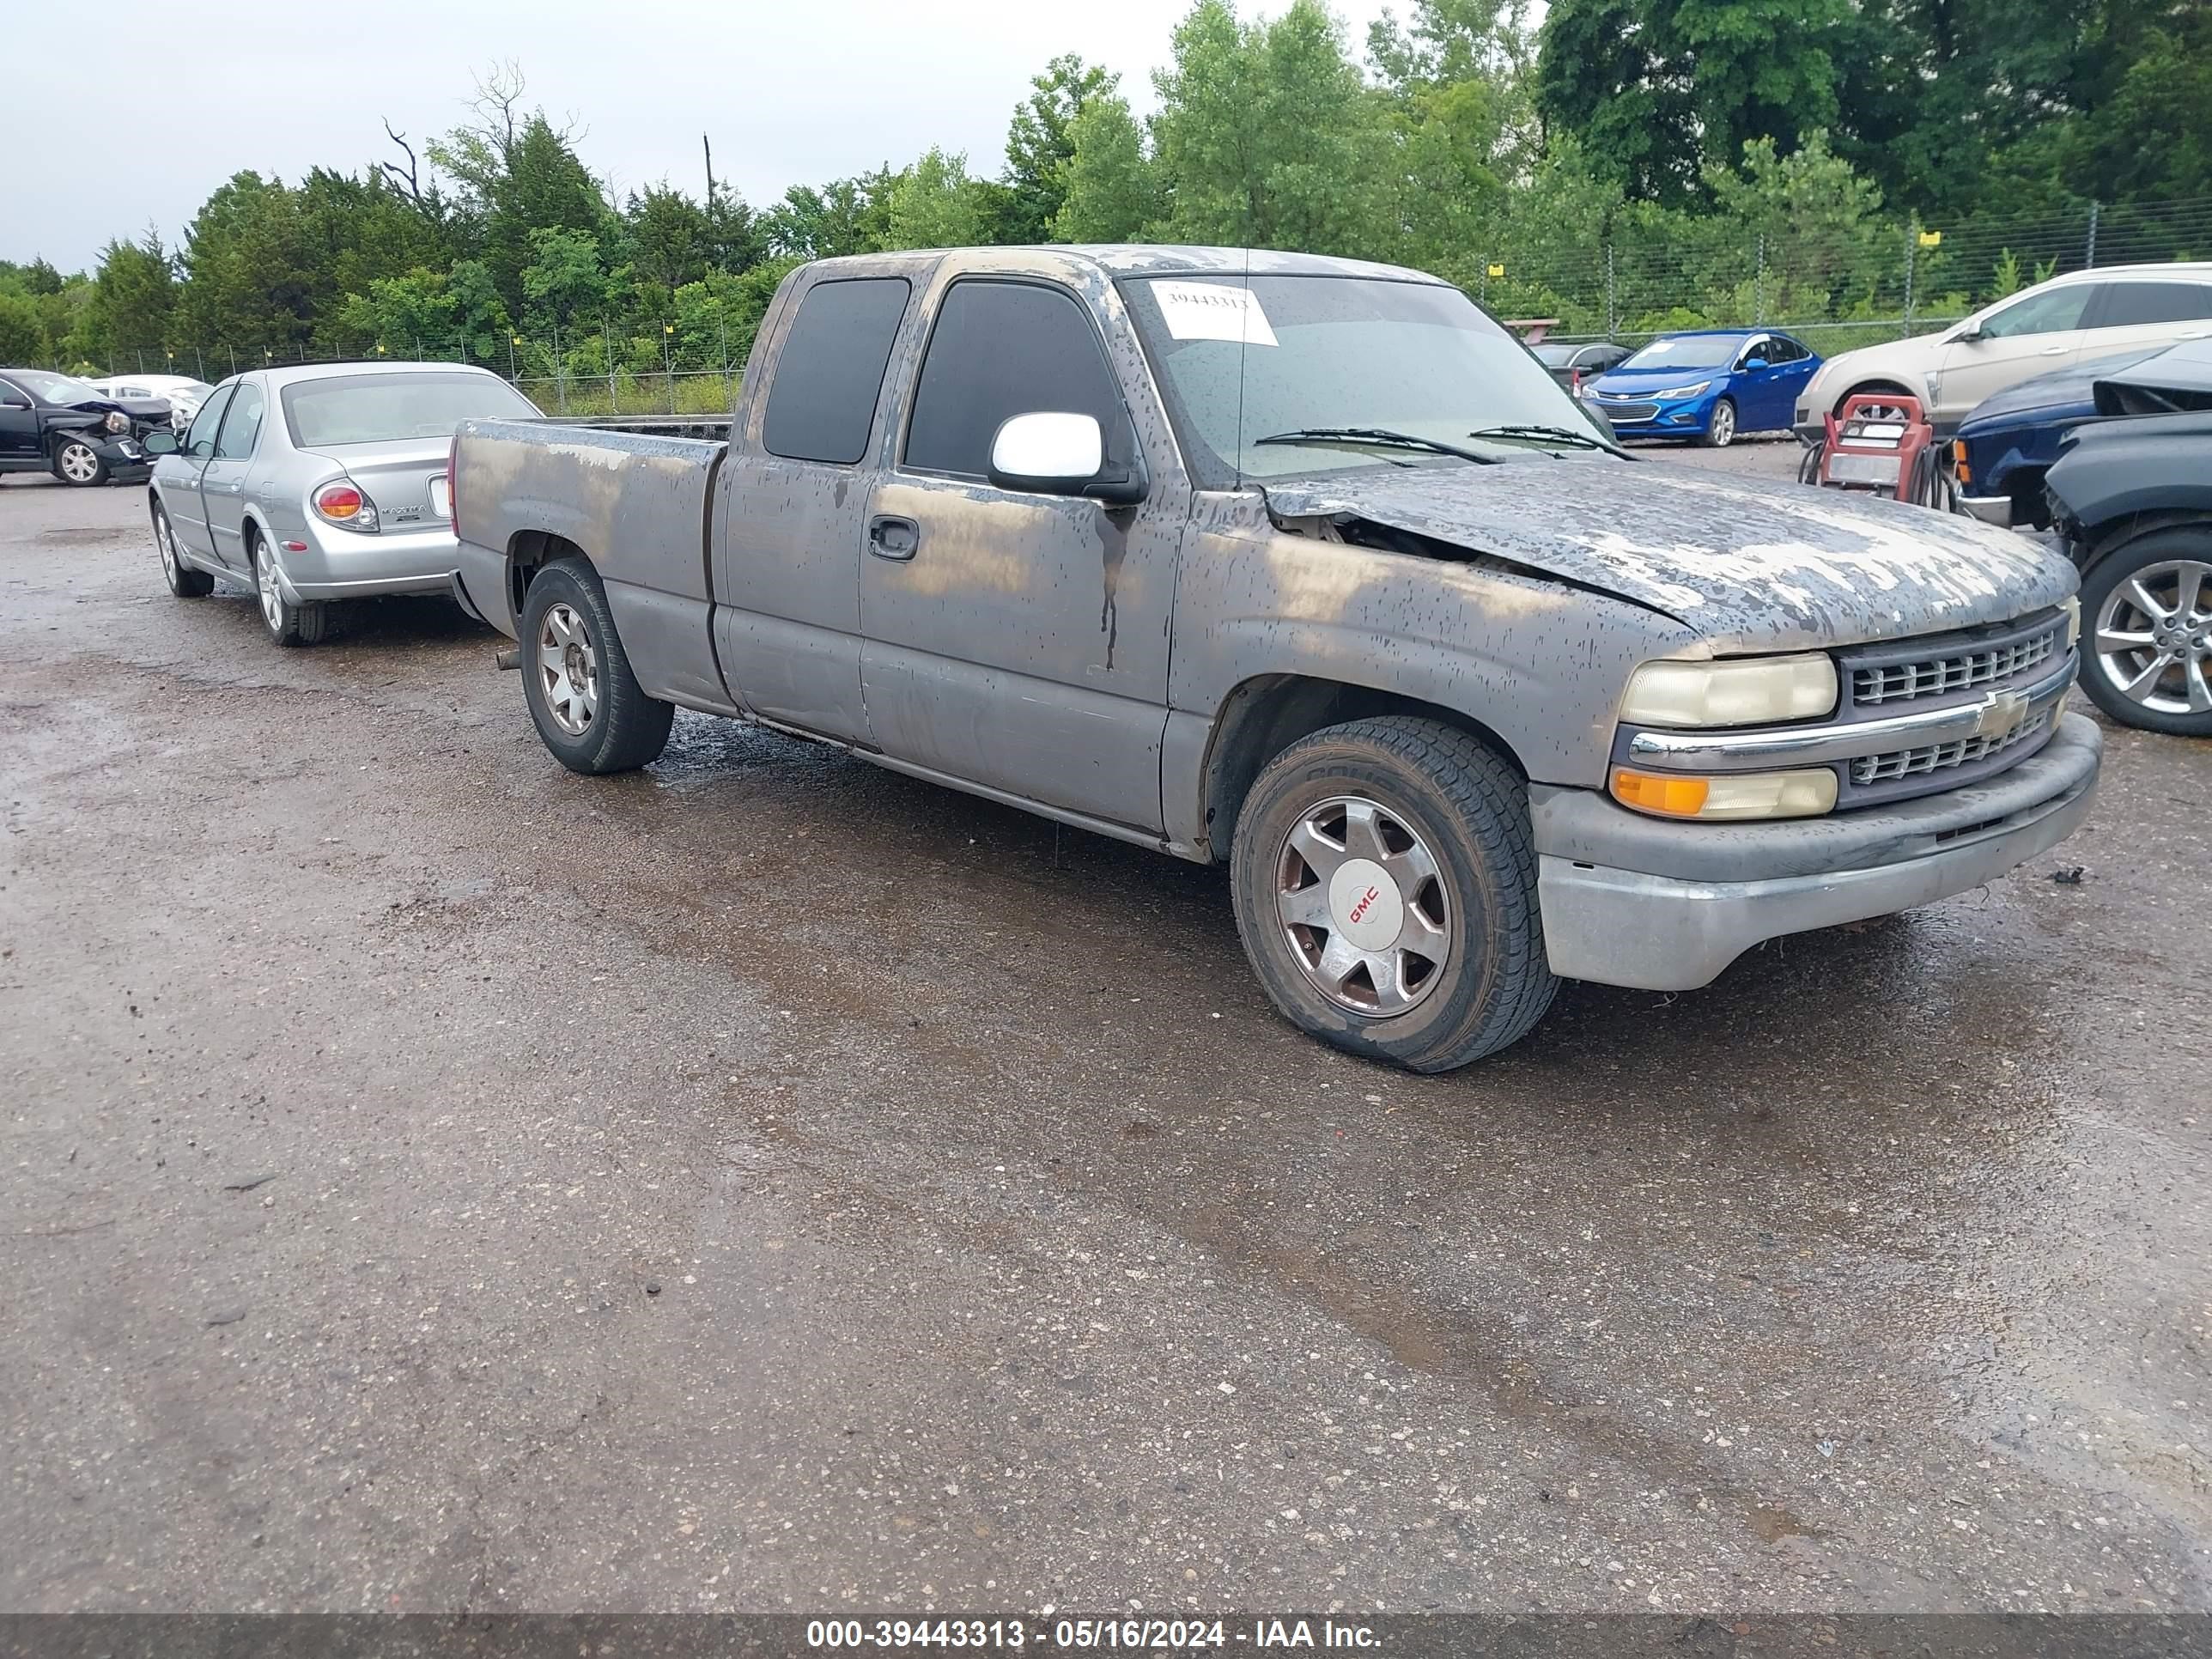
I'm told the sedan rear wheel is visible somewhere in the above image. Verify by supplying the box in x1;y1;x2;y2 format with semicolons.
252;535;331;647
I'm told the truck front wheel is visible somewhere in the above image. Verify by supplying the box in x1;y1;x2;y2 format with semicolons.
519;557;675;773
1228;717;1558;1072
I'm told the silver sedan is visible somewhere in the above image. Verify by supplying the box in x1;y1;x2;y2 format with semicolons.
144;362;541;646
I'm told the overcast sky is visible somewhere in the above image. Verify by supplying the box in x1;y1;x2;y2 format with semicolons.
7;0;1397;273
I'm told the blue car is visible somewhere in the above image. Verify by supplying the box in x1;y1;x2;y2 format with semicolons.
1952;345;2175;530
1581;329;1821;447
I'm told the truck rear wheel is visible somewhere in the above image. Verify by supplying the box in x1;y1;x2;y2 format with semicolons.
1228;717;1558;1072
519;557;675;774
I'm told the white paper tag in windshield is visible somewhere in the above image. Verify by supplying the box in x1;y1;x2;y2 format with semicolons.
1153;281;1278;347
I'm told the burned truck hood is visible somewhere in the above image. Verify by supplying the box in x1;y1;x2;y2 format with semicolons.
1261;459;2077;654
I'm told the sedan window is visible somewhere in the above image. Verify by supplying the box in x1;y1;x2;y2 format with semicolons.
281;371;539;447
214;382;266;459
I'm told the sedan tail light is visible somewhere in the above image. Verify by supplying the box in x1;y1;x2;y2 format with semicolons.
313;481;380;532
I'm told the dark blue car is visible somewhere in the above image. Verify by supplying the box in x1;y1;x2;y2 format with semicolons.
1580;329;1821;447
1953;344;2185;530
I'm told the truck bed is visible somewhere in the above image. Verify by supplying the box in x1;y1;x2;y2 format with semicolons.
452;418;732;713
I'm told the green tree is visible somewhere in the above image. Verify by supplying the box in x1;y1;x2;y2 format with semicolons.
760;170;897;260
0;291;46;363
84;234;176;362
521;226;612;331
885;149;986;250
427;67;610;315
1052;94;1158;243
1369;0;1537;272
624;184;714;290
1150;0;1396;253
1002;54;1120;243
1536;0;1853;205
172;172;317;353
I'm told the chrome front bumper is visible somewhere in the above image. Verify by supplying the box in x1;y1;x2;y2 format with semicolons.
1958;492;2015;527
1532;712;2101;990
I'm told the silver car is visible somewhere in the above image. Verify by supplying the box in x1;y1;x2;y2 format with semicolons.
143;362;542;645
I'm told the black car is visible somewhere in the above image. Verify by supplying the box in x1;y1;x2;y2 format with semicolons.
2045;373;2212;737
1531;338;1631;391
0;368;162;487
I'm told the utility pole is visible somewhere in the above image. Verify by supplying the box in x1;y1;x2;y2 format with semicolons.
2085;200;2100;270
703;134;716;211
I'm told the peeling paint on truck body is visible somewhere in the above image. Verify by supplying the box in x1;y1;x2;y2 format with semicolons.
453;244;2094;998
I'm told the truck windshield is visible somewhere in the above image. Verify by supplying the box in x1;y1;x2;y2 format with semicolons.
1118;273;1610;486
282;371;540;447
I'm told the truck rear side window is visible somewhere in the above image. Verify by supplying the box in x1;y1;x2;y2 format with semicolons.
903;280;1131;478
762;277;911;465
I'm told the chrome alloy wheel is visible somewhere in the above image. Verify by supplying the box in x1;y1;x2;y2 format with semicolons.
1275;795;1452;1018
538;602;600;736
255;540;284;632
156;512;179;584
2094;559;2212;716
1707;399;1736;447
57;441;99;483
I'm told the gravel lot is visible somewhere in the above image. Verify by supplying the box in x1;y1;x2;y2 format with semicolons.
2;466;2206;1616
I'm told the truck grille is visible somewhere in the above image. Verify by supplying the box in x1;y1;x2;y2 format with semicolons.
1850;618;2062;707
1850;709;2051;786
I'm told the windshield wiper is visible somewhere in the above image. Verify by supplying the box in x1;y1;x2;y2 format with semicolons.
1468;422;1626;455
1252;428;1499;465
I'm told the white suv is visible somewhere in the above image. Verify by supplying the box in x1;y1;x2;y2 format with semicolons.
1796;263;2212;436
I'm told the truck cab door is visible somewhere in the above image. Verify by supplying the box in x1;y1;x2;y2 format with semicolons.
198;376;267;571
859;272;1182;835
714;273;914;746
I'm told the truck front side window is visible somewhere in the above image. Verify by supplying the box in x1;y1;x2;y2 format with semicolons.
902;280;1134;481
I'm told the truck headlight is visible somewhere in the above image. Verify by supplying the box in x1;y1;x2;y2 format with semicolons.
105;410;131;434
1612;767;1838;820
1620;653;1838;727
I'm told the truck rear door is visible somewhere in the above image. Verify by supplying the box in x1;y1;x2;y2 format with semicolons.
858;267;1182;835
714;273;913;745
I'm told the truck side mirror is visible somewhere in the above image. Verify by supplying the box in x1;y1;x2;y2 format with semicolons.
989;411;1148;507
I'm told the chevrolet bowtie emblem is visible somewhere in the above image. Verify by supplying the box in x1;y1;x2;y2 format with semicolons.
1975;689;2031;738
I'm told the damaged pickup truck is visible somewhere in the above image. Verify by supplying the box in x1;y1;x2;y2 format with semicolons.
450;247;2099;1071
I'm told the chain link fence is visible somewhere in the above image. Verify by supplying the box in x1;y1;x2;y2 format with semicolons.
66;195;2212;416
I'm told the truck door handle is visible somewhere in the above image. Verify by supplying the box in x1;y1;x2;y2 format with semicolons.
868;515;920;560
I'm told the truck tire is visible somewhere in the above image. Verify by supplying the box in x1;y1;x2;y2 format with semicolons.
519;556;675;774
154;501;212;597
2075;524;2212;737
52;436;108;487
1228;717;1558;1072
252;532;331;647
